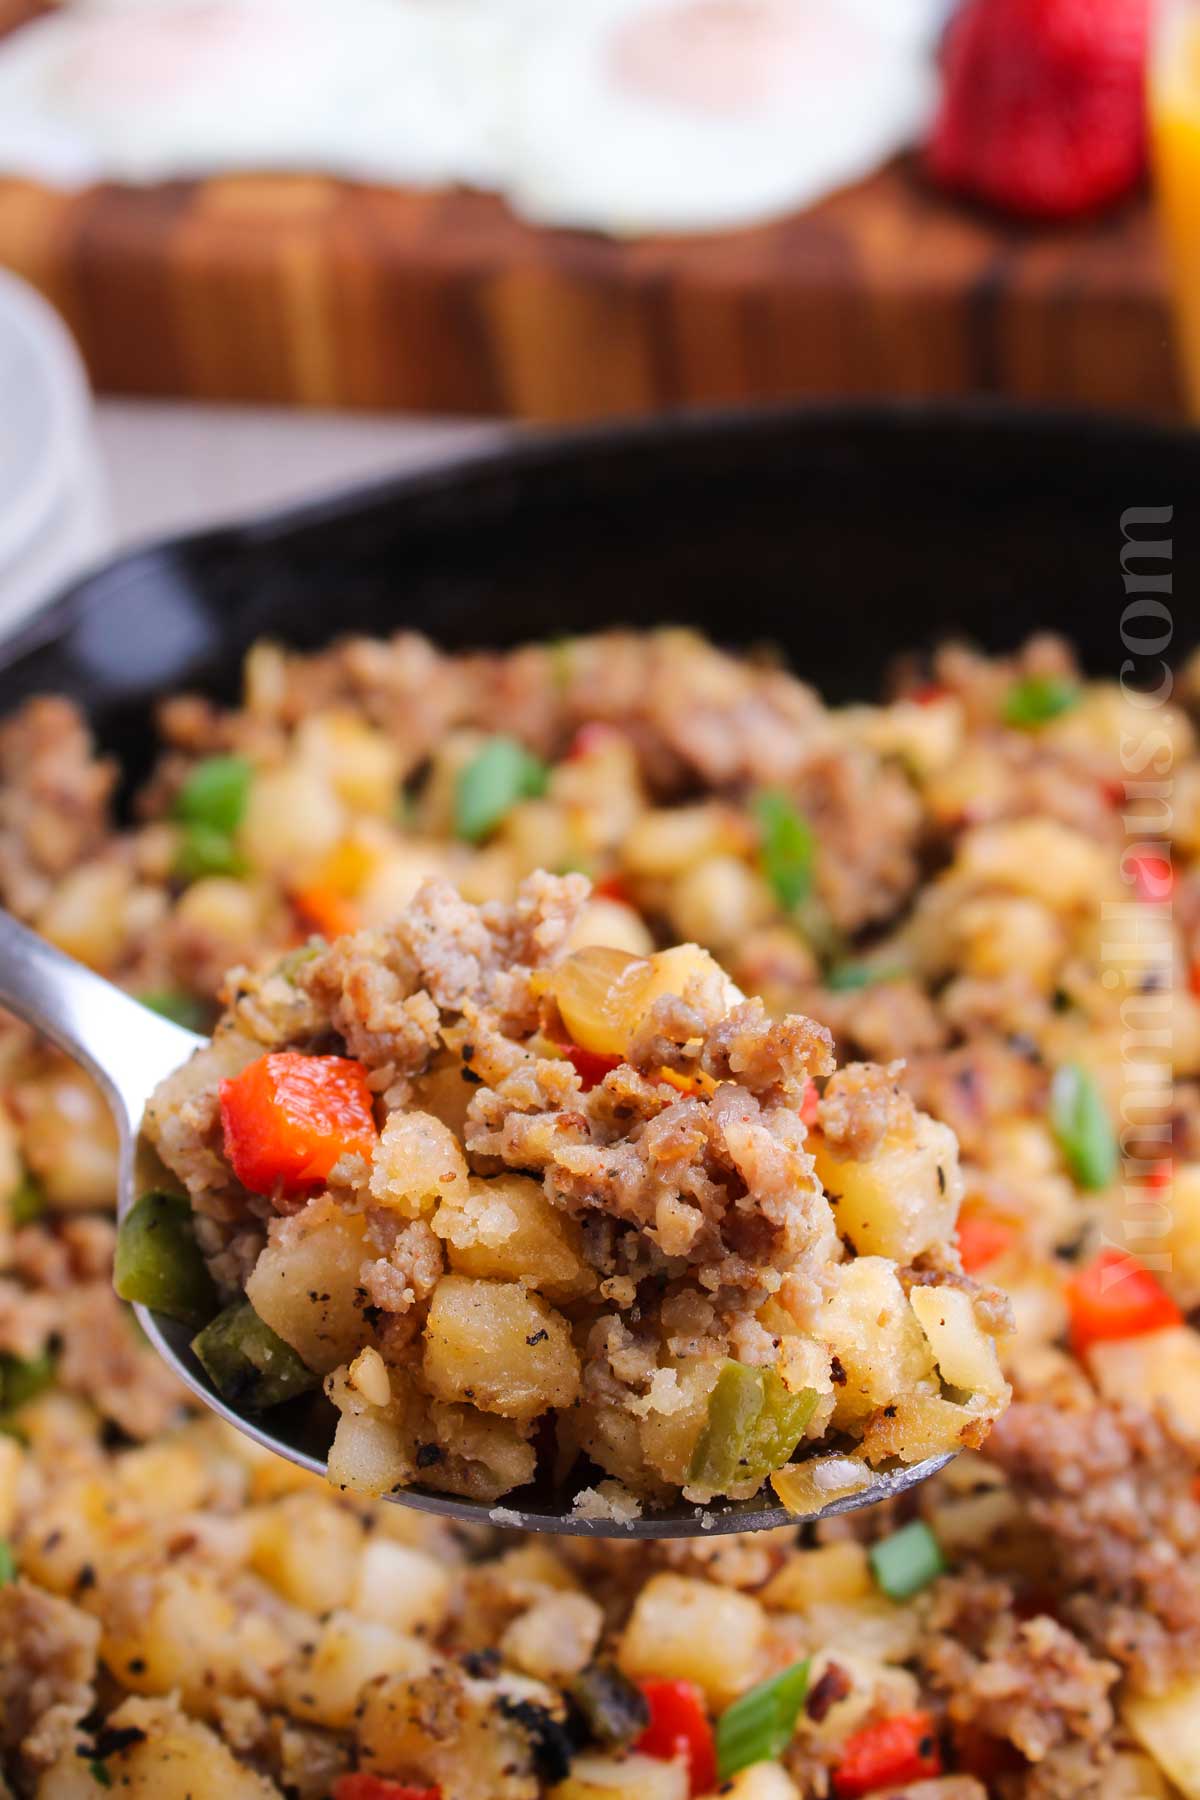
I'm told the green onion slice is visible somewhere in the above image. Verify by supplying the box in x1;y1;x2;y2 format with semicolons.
716;1658;810;1779
139;990;208;1033
755;790;815;913
0;1542;14;1586
869;1520;947;1600
9;1173;44;1227
1050;1063;1118;1192
454;737;549;843
826;962;906;992
174;824;245;883
1003;675;1079;729
0;1348;56;1414
173;755;253;834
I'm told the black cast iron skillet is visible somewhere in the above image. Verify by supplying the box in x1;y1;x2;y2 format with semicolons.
0;400;1194;1534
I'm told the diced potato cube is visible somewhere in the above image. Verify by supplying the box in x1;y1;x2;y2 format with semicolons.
37;862;132;971
249;1494;363;1613
812;1113;961;1263
327;1401;414;1498
1087;1325;1200;1444
0;1436;23;1536
857;1391;996;1465
565;897;655;958
370;1110;469;1220
618;1573;765;1707
422;1276;580;1420
297;710;402;816
359;840;460;926
623;804;740;877
37;1698;280;1798
762;1541;872;1612
909;1285;1009;1400
668;856;774;953
953;819;1108;910
101;1569;291;1714
951;895;1066;992
434;1175;595;1303
239;763;344;876
1124;1675;1200;1800
427;1400;538;1502
114;1442;210;1515
245;1197;371;1375
808;1259;936;1426
848;694;965;780
17;1067;119;1211
500;1590;604;1681
551;1752;689;1800
350;1538;454;1635
284;1611;433;1730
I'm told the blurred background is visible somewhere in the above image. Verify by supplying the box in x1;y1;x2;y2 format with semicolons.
0;0;1191;609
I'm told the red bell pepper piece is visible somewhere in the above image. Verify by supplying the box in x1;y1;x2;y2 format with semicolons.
333;1778;441;1800
564;1042;623;1092
220;1052;378;1198
1065;1248;1182;1358
833;1711;942;1797
592;873;633;906
911;682;949;706
290;882;362;940
956;1209;1017;1274
635;1680;718;1796
567;722;625;760
1128;853;1174;904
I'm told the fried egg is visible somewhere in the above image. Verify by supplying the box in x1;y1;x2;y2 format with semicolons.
502;0;943;233
0;0;946;234
0;0;507;188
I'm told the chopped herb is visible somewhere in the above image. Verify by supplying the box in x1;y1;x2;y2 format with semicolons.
869;1520;946;1600
88;1762;112;1789
0;1348;56;1413
716;1658;810;1779
172;754;252;835
9;1172;44;1226
454;737;549;843
826;962;906;992
138;989;208;1033
755;789;815;913
0;1541;14;1585
1051;1063;1118;1192
174;823;245;882
1003;675;1079;729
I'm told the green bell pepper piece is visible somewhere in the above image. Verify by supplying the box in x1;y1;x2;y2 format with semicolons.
114;1193;218;1328
191;1303;320;1412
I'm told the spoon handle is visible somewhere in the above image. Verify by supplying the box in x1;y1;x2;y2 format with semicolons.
0;908;202;1142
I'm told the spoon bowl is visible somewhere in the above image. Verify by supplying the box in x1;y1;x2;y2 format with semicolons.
0;907;955;1536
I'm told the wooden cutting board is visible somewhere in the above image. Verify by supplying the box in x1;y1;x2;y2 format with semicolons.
0;3;1184;420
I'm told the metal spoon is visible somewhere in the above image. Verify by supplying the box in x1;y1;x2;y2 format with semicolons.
0;908;953;1536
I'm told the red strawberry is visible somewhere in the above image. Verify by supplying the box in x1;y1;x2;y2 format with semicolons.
927;0;1150;219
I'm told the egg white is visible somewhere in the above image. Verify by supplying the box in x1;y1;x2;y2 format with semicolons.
501;0;941;234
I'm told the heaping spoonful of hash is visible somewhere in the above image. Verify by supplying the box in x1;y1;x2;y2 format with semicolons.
0;873;1011;1537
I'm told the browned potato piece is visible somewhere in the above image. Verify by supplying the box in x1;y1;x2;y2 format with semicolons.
422;1275;581;1420
433;1174;596;1304
245;1195;372;1374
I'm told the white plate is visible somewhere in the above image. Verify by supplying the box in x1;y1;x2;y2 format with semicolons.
0;269;108;620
